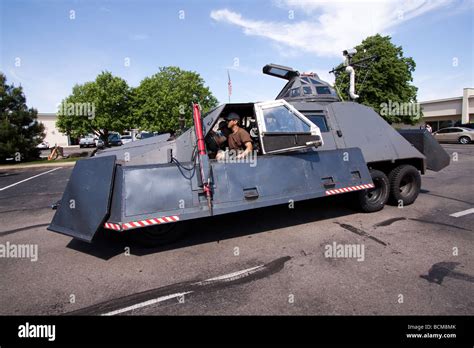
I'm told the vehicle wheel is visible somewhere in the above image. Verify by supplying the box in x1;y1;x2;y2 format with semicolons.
388;164;421;206
356;169;390;213
459;136;470;144
79;145;83;148
130;223;182;247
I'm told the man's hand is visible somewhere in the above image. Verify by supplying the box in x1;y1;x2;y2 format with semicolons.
237;141;253;159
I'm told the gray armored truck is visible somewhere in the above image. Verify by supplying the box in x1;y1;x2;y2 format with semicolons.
48;63;449;245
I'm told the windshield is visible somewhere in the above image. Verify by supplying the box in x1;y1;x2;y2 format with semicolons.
262;105;310;133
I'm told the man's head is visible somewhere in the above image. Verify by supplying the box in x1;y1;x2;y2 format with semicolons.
218;120;231;136
226;112;240;129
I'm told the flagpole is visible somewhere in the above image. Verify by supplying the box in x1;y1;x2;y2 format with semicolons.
227;70;231;103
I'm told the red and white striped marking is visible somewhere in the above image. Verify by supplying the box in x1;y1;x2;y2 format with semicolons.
325;183;374;196
103;215;180;231
104;222;121;231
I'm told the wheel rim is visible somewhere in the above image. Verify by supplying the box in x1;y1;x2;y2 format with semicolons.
460;137;468;144
399;172;416;196
366;177;385;203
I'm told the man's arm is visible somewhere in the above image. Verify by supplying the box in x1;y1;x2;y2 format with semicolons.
237;141;253;159
236;128;253;159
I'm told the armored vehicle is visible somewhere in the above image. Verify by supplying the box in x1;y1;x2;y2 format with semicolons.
48;61;449;245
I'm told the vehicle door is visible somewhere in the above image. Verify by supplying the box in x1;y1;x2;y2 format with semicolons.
434;129;449;142
254;100;323;154
446;128;462;142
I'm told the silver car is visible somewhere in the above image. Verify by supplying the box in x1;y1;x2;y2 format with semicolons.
120;135;133;144
433;127;473;144
79;134;97;148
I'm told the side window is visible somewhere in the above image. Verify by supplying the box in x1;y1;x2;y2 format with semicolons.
451;128;462;133
304;113;329;132
437;129;448;134
262;105;310;133
290;88;301;97
315;86;331;95
302;86;312;95
301;77;310;84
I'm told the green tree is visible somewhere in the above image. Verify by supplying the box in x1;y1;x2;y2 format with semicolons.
0;73;44;162
56;71;132;143
132;67;218;133
334;34;420;124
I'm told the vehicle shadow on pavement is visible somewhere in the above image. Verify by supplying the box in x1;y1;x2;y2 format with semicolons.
66;195;358;260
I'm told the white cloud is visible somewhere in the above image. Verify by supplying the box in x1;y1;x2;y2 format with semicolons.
210;0;452;57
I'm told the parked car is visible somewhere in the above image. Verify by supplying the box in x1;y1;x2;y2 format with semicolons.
433;127;474;144
36;141;49;149
457;123;474;130
79;134;97;148
95;139;105;149
108;133;122;146
137;131;159;140
120;135;133;145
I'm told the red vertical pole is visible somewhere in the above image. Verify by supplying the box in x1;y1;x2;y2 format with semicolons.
193;103;206;156
192;103;213;214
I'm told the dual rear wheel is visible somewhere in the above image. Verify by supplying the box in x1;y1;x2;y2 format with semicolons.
357;164;421;213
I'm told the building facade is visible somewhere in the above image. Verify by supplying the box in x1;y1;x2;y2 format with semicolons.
37;113;70;147
421;88;474;131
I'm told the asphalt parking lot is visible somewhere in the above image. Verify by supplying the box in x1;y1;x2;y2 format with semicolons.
0;144;472;316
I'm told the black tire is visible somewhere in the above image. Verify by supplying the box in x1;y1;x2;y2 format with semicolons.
388;164;421;206
459;136;470;145
356;169;390;213
79;145;83;148
130;223;182;247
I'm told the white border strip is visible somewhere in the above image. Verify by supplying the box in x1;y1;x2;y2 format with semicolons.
101;264;265;316
0;167;62;191
449;208;474;218
102;291;193;316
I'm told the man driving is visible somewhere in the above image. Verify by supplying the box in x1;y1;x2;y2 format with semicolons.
216;112;253;160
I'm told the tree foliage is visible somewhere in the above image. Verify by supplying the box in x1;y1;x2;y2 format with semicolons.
334;34;420;124
57;67;218;142
0;73;44;162
132;66;218;133
56;71;132;142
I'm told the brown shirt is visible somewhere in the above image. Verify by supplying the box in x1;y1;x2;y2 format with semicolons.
228;127;252;151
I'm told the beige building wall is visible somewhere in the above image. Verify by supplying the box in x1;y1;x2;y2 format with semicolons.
37;113;69;147
420;88;473;131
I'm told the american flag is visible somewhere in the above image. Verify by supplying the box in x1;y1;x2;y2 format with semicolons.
227;70;232;102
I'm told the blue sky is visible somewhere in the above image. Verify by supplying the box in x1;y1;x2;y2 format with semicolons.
1;0;473;112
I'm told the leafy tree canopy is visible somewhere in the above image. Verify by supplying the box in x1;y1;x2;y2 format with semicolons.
56;71;132;141
0;73;44;162
334;34;420;124
132;66;218;133
57;67;218;140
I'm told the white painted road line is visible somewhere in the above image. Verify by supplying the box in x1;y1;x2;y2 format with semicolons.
449;208;474;218
0;167;62;191
102;264;265;316
197;265;263;283
102;291;193;316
